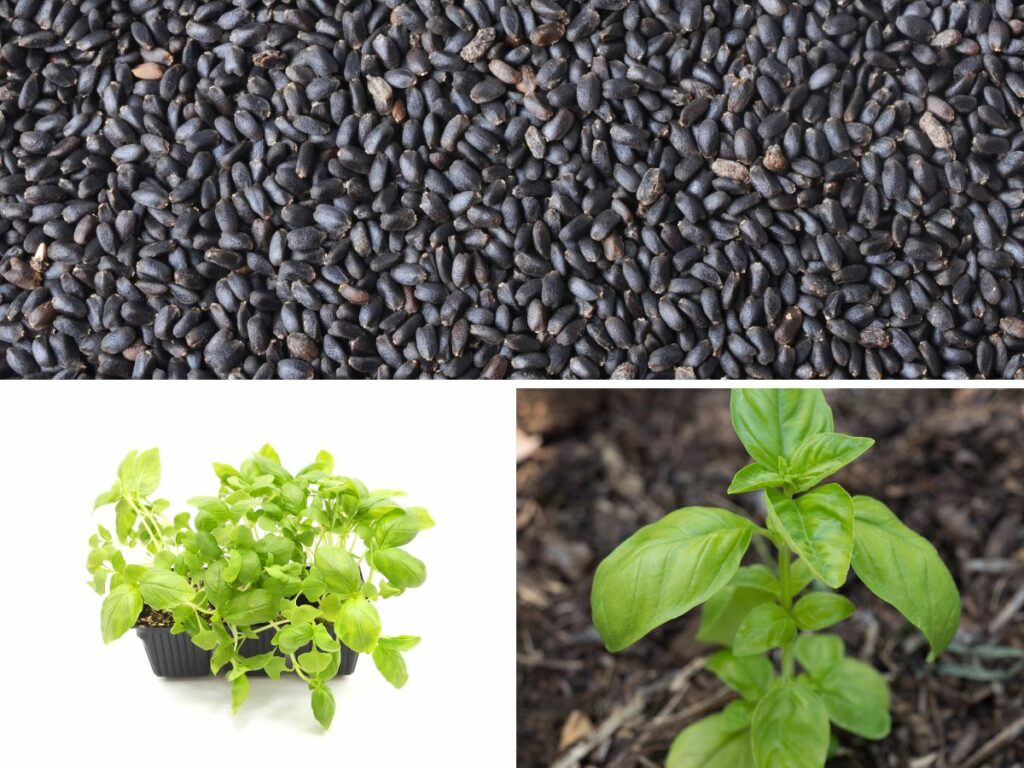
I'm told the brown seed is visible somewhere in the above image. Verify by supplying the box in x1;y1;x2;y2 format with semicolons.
1001;317;1024;338
711;159;750;183
131;62;165;80
763;145;788;172
461;27;496;63
488;60;521;85
919;112;951;149
31;241;47;272
529;22;565;46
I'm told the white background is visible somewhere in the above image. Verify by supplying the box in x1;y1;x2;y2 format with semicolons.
0;383;516;766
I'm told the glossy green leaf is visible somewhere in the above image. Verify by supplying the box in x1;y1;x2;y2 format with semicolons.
766;485;853;588
275;623;315;654
592;507;754;652
101;584;143;643
697;587;774;646
851;495;960;660
139;568;193;610
115;501;136;544
94;484;120;510
730;565;780;595
751;683;829;768
733;603;796;657
264;656;287;680
379;635;421;652
231;673;250;713
135;448;161;496
311;684;335;730
222;589;279;625
815;658;891;739
794;633;845;679
314;546;361;595
335;597;381;653
789;559;816;594
373;548;426;589
706;650;774;701
666;712;755;768
374;509;420;548
788;433;874;492
407;506;435;530
192;629;218;650
730;390;833;469
728;463;784;494
283;604;321;625
298;649;331;674
792;593;855;631
372;645;410;688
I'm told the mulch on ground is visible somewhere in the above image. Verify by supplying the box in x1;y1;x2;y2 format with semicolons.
517;389;1024;768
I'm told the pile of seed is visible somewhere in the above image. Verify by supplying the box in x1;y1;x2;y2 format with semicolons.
2;0;1024;378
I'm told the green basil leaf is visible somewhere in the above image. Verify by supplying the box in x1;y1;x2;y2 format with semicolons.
275;623;314;654
379;634;421;652
298;649;331;674
792;593;855;631
730;390;834;469
788;433;874;492
697;586;774;646
728;463;784;494
211;643;234;674
406;506;435;530
789;559;816;594
101;584;143;643
851;495;961;661
706;650;774;701
254;534;294;564
666;712;755;768
374;509;420;548
733;603;796;657
231;673;250;713
192;629;218;650
115;501;136;544
335;597;381;653
373;548;426;589
94;484;120;510
592;507;754;652
310;684;335;730
794;633;845;679
283;604;321;625
134;448;161;496
222;589;279;625
139;568;193;610
766;484;853;588
314;546;361;595
730;565;780;595
815;658;891;739
264;655;287;680
751;682;829;768
312;624;337;651
372;645;410;688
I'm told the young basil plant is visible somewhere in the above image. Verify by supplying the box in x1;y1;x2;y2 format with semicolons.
590;390;961;768
89;446;433;730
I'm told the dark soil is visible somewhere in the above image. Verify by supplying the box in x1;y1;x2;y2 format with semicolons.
136;605;174;627
517;390;1024;768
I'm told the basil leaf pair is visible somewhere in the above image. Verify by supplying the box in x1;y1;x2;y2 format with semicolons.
667;683;830;768
729;390;873;494
796;634;891;740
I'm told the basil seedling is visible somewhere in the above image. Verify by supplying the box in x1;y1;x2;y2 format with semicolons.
590;390;961;767
89;446;433;729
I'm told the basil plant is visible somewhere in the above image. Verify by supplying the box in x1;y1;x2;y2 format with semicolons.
87;445;432;729
591;390;961;767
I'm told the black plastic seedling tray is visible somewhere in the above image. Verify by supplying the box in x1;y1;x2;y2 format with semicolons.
135;625;358;678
